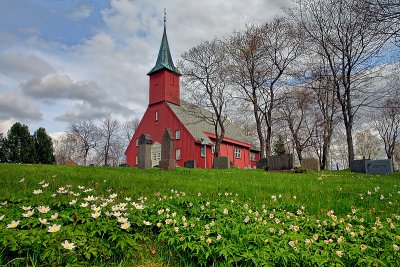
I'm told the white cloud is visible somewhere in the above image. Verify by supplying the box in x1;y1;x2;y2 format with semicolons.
0;52;55;79
69;5;94;20
0;93;42;121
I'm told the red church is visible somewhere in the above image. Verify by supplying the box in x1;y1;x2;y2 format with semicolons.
125;21;260;169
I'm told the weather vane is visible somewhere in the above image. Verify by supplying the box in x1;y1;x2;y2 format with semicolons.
164;8;166;26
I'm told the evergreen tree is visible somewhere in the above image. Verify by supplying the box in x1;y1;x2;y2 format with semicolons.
33;127;55;164
7;122;35;163
0;133;8;163
273;134;287;155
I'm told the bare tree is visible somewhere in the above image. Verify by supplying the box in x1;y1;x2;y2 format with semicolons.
228;24;269;157
303;56;341;169
53;133;79;164
67;120;100;166
366;0;400;43
355;130;382;159
289;0;393;166
373;95;400;159
98;115;120;166
278;88;316;161
180;38;232;158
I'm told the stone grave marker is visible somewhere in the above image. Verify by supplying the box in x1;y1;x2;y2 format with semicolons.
137;134;152;169
267;154;295;171
351;159;393;175
159;128;177;170
301;158;320;171
184;160;196;168
256;158;268;169
213;156;230;169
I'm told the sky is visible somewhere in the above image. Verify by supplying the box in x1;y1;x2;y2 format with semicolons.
0;0;291;137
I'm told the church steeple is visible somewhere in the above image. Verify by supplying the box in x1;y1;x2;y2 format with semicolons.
147;10;181;106
147;10;180;76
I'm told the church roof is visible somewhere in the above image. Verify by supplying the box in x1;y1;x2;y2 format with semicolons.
168;101;259;151
147;24;181;76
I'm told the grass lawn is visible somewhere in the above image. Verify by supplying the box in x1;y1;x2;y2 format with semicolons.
0;164;399;266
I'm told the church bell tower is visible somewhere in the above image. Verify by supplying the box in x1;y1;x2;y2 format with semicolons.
147;11;181;106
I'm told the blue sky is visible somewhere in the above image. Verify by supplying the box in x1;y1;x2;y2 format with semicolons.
0;0;289;136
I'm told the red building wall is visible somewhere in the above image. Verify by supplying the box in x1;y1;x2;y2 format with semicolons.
149;70;180;106
125;102;200;167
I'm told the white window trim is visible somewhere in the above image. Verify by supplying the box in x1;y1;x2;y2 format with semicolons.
175;130;181;140
176;148;181;160
155;110;159;121
234;147;241;159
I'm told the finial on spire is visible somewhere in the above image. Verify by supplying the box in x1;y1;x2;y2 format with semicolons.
163;8;166;27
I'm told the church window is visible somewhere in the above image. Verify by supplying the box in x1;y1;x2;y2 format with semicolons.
235;148;241;159
201;146;206;157
135;156;138;165
250;152;256;161
155;111;159;121
175;130;181;140
136;139;139;147
176;148;181;160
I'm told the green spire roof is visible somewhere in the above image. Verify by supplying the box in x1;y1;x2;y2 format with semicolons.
147;24;181;76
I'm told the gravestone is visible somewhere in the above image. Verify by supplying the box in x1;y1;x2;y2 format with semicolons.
350;160;366;173
137;134;152;169
213;156;230;169
159;128;176;170
256;158;268;169
301;158;320;172
267;154;295;171
184;160;196;168
351;159;393;175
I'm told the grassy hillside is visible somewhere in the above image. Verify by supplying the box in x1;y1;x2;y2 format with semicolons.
0;164;399;266
1;164;398;217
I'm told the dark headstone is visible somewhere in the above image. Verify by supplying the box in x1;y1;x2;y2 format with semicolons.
351;159;393;175
350;160;366;173
119;163;128;167
138;134;152;169
267;154;295;171
301;158;320;171
213;156;230;169
184;160;196;168
159;128;176;170
256;158;268;169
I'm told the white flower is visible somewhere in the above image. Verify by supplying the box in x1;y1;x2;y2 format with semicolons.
80;202;89;208
33;189;43;194
143;220;152;226
62;240;76;250
48;224;61;233
7;220;20;228
42;183;49;188
91;211;101;218
22;210;35;217
109;193;118;199
120;222;131;230
51;213;59;220
69;199;77;205
0;215;4;221
118;217;128;224
39;218;48;224
288;240;295;247
216;234;222;241
393;244;399;251
91;206;101;212
84;195;97;201
206;237;212;245
336;251;343;257
37;206;50;213
19;178;25;182
78;185;85;189
38;180;45;185
223;208;228;215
